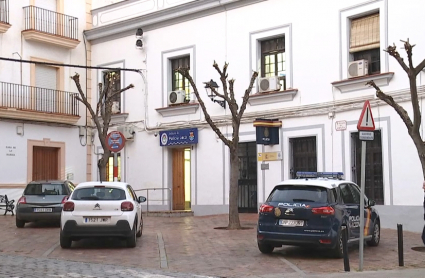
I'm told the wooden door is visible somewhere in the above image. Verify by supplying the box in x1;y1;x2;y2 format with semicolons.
33;146;59;180
172;148;185;210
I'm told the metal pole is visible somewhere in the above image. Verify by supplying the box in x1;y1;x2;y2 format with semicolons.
397;224;404;266
113;152;118;181
342;226;350;272
359;140;366;271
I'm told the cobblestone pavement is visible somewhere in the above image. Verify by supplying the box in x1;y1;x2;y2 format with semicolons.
0;213;424;278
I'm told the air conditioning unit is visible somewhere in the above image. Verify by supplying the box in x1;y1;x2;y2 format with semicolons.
168;90;186;105
258;76;281;93
117;126;135;140
348;59;368;78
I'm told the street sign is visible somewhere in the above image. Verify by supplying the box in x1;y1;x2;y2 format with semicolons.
356;100;376;271
357;100;375;131
335;120;347;131
359;131;374;141
106;131;126;152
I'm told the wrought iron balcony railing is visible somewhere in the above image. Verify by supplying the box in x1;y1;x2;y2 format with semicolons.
0;82;79;116
23;6;78;40
0;0;9;24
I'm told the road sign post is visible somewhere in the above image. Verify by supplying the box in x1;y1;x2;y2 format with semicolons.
357;100;375;271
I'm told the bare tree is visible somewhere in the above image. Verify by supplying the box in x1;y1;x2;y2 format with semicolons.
177;62;258;229
367;39;425;178
71;72;134;181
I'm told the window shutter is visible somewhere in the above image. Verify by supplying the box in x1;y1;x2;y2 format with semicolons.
35;0;57;11
350;13;380;53
35;65;57;89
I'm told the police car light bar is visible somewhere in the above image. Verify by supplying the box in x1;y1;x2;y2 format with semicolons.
296;172;344;179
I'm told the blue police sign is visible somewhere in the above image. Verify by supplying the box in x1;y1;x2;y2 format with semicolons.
159;128;198;146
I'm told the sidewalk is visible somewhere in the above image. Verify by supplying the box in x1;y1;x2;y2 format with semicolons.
0;213;424;278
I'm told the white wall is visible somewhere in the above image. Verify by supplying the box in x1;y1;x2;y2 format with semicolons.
0;1;90;186
88;0;425;214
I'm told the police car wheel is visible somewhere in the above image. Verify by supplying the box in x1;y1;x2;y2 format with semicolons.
331;229;344;258
366;221;380;247
258;242;274;254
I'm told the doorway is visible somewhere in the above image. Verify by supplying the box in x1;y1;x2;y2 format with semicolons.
238;142;258;213
172;148;191;210
351;130;384;204
290;136;317;178
33;146;59;180
106;153;121;182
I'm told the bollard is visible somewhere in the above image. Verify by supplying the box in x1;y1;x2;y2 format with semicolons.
397;224;404;266
342;226;350;272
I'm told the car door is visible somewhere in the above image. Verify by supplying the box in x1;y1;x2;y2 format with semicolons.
339;183;360;239
349;183;372;237
127;185;141;224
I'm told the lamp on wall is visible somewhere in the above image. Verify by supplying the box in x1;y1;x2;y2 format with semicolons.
204;79;225;108
135;28;143;49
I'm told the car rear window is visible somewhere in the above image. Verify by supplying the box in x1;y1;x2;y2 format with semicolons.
72;187;125;201
267;185;329;203
24;183;66;195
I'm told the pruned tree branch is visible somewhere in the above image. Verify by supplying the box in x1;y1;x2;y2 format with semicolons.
401;39;415;71
385;43;409;73
238;71;259;122
108;84;135;100
416;58;425;74
366;80;413;133
176;66;232;148
71;73;106;150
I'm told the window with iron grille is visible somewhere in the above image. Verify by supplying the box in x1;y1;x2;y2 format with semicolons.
350;13;380;75
261;36;286;90
102;70;121;112
171;56;190;101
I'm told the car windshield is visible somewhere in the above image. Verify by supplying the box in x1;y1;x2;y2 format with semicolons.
72;187;125;201
267;185;329;203
24;183;66;195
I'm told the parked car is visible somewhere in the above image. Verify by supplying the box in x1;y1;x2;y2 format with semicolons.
60;181;146;248
16;180;76;228
257;172;380;258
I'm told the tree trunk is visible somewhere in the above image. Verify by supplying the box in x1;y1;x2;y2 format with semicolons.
410;132;425;180
228;146;241;229
98;149;111;181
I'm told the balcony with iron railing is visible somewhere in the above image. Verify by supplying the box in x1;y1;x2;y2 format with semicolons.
0;0;11;33
22;6;80;49
0;82;80;125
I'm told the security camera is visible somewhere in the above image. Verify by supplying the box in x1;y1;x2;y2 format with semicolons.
154;132;158;137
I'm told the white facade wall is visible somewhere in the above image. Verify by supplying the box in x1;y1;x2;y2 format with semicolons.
0;0;89;187
87;0;425;231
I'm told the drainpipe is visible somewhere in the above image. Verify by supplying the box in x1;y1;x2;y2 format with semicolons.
137;69;156;133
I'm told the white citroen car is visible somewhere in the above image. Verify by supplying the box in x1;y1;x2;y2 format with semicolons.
60;181;146;248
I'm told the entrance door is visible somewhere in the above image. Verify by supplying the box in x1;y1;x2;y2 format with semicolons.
33;146;59;180
290;136;317;178
351;130;384;204
172;148;185;210
238;142;257;213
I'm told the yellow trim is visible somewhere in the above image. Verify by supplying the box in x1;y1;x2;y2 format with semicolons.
85;0;92;181
253;122;282;127
364;208;371;236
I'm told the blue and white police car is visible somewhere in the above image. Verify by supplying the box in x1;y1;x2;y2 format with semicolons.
257;172;380;258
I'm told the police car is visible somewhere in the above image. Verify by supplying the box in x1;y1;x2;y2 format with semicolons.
257;172;380;258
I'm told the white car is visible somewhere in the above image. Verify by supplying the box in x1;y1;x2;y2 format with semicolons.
60;181;146;248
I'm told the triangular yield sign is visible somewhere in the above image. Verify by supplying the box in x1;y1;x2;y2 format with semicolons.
357;100;375;131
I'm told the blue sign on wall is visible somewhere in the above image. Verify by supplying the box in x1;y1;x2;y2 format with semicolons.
159;128;198;146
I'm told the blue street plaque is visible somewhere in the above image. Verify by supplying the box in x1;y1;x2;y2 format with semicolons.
159;128;198;147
